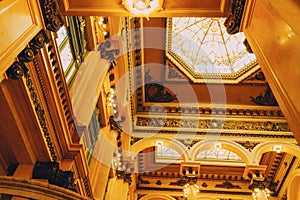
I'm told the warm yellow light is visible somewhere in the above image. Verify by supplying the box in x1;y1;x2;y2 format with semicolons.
273;145;282;153
122;0;164;17
155;140;163;146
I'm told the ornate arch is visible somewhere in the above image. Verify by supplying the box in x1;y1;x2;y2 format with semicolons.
251;141;300;164
130;136;188;161
139;194;177;200
287;168;300;200
190;139;251;164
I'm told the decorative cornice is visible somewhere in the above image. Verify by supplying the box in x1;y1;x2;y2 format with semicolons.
40;0;64;32
132;129;294;139
224;0;246;34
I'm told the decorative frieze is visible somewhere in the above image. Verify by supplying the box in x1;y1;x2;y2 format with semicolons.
215;181;241;189
237;141;260;152
25;70;57;161
6;30;58;161
136;117;291;132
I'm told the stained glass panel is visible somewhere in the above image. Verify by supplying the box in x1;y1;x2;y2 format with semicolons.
196;148;242;161
170;18;256;74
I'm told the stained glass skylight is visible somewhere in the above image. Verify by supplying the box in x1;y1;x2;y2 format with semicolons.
167;17;257;75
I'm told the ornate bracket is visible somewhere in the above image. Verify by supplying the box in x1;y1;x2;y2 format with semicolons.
40;0;64;32
224;0;246;34
6;30;49;80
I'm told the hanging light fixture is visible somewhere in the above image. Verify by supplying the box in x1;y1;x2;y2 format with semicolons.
252;187;271;200
122;0;164;17
249;179;271;200
183;182;200;199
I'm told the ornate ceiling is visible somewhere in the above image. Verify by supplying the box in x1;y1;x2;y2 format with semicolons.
111;16;296;199
166;17;258;83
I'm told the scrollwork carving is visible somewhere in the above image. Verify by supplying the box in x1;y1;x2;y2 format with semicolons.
215;181;241;189
145;83;177;102
136;117;291;132
250;85;278;106
6;62;28;80
224;0;246;34
40;0;64;32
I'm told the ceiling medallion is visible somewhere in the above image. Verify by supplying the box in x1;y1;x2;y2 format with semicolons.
122;0;164;17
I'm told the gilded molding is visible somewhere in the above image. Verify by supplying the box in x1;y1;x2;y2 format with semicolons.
25;70;57;161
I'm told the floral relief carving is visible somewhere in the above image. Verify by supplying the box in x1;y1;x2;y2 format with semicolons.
136;117;291;132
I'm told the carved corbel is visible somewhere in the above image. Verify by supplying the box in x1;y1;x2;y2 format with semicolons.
224;0;246;34
40;0;64;32
6;62;28;80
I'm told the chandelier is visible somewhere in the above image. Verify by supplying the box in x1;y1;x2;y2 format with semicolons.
183;182;200;200
122;0;164;17
252;187;271;200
